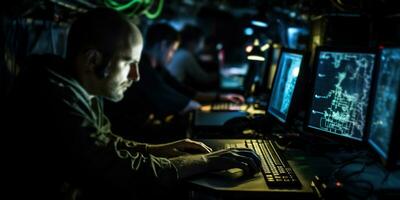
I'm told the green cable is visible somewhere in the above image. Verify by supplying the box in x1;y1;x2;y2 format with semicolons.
136;0;154;14
105;0;142;11
105;0;120;7
105;0;139;7
144;0;164;19
126;0;153;18
104;0;163;19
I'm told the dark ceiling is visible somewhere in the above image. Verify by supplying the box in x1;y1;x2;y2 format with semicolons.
2;0;400;21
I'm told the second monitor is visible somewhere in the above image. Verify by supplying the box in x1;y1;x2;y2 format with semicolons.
267;48;305;125
367;46;400;169
306;46;377;142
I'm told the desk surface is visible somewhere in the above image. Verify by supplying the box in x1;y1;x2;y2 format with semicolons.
186;139;400;200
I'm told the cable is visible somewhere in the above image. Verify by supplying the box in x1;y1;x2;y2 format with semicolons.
380;170;391;186
104;0;163;19
105;0;141;11
75;0;97;8
323;149;366;165
331;156;375;180
49;0;87;13
134;0;155;16
143;0;164;19
344;179;375;200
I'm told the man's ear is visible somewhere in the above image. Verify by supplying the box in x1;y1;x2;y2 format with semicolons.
83;49;103;72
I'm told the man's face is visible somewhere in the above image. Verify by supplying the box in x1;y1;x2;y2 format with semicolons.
102;42;143;102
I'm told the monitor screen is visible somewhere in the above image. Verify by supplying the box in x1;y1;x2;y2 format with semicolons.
307;49;376;141
368;47;400;160
268;51;304;123
287;27;309;50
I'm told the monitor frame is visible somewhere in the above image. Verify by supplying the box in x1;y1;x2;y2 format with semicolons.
243;47;272;98
304;46;378;144
259;45;274;95
243;58;263;97
366;46;400;170
267;48;307;128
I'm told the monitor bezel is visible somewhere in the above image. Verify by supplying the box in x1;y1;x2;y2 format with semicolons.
259;44;275;94
243;57;266;97
267;47;307;128
304;46;378;144
366;46;400;170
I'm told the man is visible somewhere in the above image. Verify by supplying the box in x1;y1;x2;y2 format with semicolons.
104;23;200;141
5;8;260;199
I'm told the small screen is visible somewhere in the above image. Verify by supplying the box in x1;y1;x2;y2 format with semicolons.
368;48;400;159
307;50;376;141
268;51;303;123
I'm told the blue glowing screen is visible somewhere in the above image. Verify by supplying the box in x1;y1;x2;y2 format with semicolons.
268;51;303;123
368;48;400;159
307;50;376;141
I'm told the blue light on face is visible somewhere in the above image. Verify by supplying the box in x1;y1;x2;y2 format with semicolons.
244;27;254;36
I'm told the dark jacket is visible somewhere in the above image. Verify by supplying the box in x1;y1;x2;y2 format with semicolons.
4;55;178;199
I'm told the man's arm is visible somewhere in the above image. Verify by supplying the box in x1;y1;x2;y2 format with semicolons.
179;100;201;114
130;138;261;180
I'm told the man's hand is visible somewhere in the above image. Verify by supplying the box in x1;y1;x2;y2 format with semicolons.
148;139;212;158
204;148;261;176
180;100;201;114
220;93;245;104
170;147;261;179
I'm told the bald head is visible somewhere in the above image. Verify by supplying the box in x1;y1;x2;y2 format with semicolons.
67;8;142;64
66;8;143;102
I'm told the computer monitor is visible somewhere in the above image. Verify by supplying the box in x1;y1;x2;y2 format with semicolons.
306;46;376;142
268;49;305;124
243;47;271;97
367;47;400;169
287;26;309;50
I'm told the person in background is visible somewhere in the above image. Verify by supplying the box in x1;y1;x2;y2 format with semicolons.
167;24;219;89
4;8;261;199
145;23;244;103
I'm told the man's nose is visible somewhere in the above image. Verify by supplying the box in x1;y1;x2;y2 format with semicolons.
128;63;140;82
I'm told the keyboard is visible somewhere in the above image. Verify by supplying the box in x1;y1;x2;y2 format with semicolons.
210;102;247;111
226;139;301;188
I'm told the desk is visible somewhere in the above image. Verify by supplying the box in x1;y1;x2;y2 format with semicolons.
185;138;400;200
